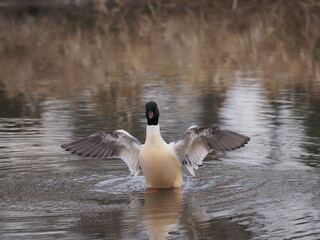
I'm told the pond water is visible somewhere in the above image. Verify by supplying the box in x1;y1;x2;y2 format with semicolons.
1;3;320;240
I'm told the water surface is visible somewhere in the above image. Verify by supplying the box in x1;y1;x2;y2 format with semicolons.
1;3;320;239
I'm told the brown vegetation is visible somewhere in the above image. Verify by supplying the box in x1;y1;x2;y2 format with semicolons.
0;0;319;104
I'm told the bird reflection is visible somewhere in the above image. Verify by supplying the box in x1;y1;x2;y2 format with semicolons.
142;189;183;240
75;185;250;240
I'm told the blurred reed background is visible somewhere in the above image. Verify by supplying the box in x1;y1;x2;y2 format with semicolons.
0;0;319;116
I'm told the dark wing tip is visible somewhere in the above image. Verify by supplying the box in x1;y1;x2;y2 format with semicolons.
60;131;109;157
204;128;250;152
61;143;69;149
60;130;141;159
226;132;250;151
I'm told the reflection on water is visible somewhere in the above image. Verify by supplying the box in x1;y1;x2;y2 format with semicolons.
142;190;183;239
220;77;311;169
1;1;320;239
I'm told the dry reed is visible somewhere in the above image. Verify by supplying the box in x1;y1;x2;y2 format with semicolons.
0;0;319;105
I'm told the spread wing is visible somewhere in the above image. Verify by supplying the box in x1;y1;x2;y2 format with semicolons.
171;125;250;176
61;130;142;176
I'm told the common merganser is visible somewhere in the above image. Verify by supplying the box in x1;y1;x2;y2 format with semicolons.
61;101;250;188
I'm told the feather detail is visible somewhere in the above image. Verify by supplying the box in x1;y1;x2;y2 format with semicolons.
61;130;142;176
171;125;250;175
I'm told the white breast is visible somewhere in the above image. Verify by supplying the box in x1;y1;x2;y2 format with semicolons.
138;125;183;188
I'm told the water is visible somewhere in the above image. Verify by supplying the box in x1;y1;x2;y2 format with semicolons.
1;3;320;240
1;76;320;239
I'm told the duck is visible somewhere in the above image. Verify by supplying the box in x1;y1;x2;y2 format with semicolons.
61;101;250;188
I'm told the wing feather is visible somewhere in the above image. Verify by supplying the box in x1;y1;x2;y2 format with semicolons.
61;130;142;176
172;125;250;176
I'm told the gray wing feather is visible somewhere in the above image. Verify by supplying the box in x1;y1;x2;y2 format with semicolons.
172;125;250;176
61;130;142;176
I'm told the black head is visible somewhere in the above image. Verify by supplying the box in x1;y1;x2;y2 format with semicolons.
145;101;159;125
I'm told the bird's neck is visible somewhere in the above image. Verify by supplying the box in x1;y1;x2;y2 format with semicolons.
145;124;164;145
